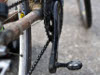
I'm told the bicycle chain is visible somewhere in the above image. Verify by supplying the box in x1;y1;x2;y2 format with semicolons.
27;1;54;75
27;1;53;75
27;40;50;75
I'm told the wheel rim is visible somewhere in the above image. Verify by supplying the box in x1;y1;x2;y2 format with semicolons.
78;0;92;28
79;0;87;25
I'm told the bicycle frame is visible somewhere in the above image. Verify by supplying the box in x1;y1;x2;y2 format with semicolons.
18;0;32;75
0;0;83;75
0;3;41;75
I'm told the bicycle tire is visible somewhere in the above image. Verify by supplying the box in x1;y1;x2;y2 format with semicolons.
49;1;63;73
78;0;92;28
17;0;32;75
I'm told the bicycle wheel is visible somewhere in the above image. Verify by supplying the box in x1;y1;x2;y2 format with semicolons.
49;0;63;73
17;0;32;75
78;0;92;28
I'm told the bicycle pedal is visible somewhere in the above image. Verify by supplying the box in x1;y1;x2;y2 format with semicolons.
67;61;82;70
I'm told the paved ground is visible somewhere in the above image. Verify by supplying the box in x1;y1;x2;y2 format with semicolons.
7;0;100;75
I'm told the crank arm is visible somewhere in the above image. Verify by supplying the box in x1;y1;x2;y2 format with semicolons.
49;51;82;73
0;60;11;75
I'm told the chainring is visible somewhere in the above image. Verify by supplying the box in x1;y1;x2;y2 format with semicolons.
44;0;63;42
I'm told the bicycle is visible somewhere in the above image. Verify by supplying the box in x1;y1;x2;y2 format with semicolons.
0;0;83;75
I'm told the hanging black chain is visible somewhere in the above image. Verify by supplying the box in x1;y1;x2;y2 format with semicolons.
26;1;54;74
27;40;50;75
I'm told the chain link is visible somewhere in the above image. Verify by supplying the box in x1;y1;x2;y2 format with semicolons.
27;0;54;74
27;40;50;75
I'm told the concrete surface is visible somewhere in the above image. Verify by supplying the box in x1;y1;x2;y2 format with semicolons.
7;0;100;75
